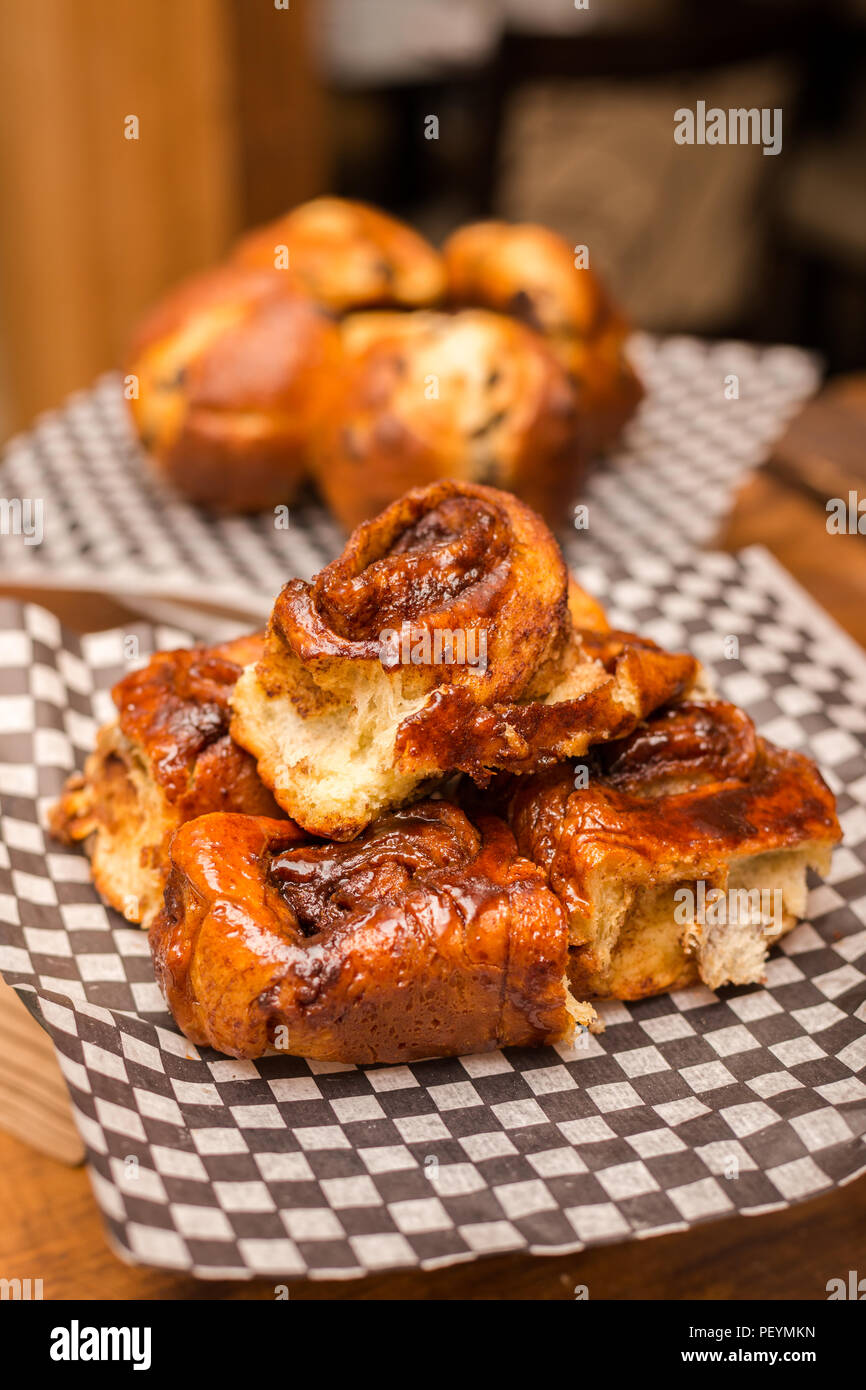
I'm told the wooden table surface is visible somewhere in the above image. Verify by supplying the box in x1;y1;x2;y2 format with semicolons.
1;454;865;1300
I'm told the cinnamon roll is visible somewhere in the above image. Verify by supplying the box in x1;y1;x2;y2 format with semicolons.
126;264;340;511
232;197;446;312
509;701;841;999
50;636;284;928
230;481;698;839
443;219;643;456
150;802;588;1062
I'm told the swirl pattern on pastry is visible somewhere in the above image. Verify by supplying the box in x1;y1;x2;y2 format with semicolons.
509;701;841;1000
230;481;698;838
150;802;583;1062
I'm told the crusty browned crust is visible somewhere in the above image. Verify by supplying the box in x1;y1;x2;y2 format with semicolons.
150;802;580;1062
444;220;611;340
232;196;447;311
442;219;643;457
229;481;698;838
509;701;842;999
269;479;574;703
126;264;340;512
309;308;587;531
50;635;285;926
564;320;645;457
111;635;282;819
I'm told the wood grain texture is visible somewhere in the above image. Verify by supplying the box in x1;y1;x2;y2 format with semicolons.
0;1122;862;1300
0;980;84;1165
717;470;866;650
228;0;329;227
0;0;239;431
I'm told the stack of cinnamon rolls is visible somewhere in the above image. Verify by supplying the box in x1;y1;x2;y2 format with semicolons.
52;482;840;1063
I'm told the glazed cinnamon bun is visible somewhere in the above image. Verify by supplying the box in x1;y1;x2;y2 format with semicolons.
150;802;588;1062
230;481;698;838
50;635;284;928
509;701;841;1000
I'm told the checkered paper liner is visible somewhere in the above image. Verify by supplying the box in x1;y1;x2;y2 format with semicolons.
0;335;818;632
0;544;864;1281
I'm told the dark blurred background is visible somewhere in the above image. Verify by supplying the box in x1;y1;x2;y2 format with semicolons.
1;0;864;436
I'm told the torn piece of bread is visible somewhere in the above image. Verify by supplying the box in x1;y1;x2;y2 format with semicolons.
230;480;698;839
49;635;284;928
508;700;841;999
151;801;588;1062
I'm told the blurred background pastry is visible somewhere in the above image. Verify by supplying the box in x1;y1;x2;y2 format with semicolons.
232;195;447;311
443;219;643;455
123;195;639;522
4;0;863;446
312;307;585;528
126;263;340;512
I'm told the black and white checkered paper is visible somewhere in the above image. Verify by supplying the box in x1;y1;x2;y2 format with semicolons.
0;335;818;633
0;543;864;1281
